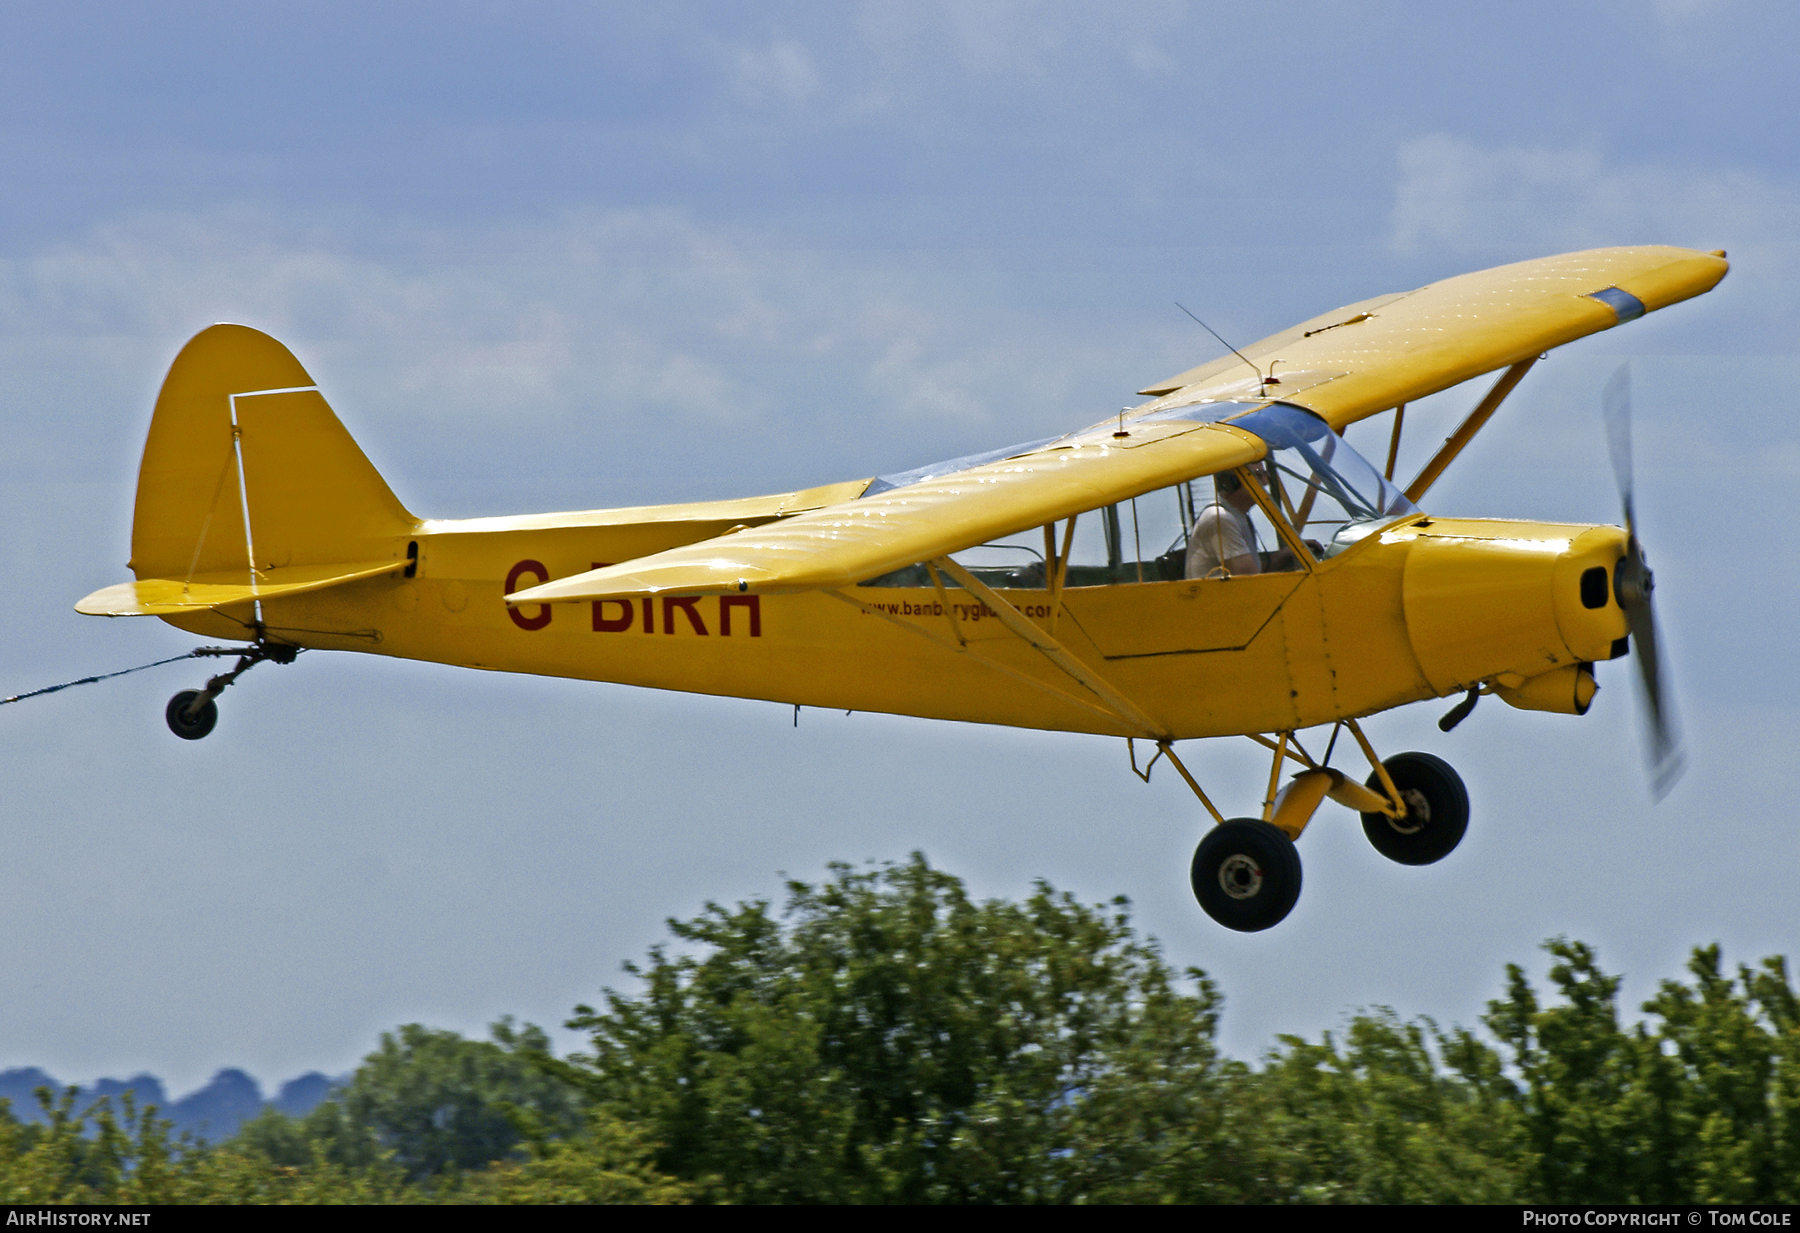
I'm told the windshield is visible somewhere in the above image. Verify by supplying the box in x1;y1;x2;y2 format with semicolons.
1229;403;1418;555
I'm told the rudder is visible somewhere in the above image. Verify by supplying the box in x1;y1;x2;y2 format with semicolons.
131;324;415;585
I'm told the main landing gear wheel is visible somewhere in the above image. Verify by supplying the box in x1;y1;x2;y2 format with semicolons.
1360;752;1468;866
1190;819;1302;932
165;690;219;741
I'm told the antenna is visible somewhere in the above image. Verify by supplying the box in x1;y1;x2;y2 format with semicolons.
1174;302;1274;391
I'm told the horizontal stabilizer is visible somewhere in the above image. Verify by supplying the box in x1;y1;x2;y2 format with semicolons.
76;561;402;616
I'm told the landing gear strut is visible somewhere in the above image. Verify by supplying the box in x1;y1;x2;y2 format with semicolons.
1152;720;1469;931
164;641;299;740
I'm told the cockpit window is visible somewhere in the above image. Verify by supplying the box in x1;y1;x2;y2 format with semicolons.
855;402;1415;589
858;482;1209;589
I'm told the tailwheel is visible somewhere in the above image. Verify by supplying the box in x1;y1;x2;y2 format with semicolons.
165;690;219;740
1190;819;1302;932
159;640;299;740
1360;752;1468;866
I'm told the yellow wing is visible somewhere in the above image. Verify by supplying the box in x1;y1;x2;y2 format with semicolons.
509;418;1266;603
516;246;1726;606
1135;245;1728;430
514;246;1726;606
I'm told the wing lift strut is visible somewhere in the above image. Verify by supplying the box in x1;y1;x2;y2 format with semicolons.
1403;357;1538;504
831;501;1413;839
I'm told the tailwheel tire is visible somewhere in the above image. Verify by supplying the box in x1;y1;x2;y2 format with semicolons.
1190;819;1302;932
165;690;218;741
1360;751;1468;866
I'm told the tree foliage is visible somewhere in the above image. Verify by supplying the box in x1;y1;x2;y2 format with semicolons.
0;1056;686;1204
0;1088;420;1204
1485;938;1800;1204
236;1017;584;1182
1239;1012;1529;1202
552;854;1234;1202
5;857;1798;1205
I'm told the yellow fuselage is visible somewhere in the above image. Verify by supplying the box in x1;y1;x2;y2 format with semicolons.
162;506;1629;740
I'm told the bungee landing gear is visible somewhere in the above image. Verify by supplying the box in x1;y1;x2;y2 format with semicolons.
1157;722;1469;932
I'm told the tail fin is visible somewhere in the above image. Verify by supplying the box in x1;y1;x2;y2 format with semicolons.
79;325;416;618
130;324;414;582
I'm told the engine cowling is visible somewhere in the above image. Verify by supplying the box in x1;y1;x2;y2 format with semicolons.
1397;518;1628;696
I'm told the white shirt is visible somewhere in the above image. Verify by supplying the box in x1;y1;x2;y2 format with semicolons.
1185;500;1259;578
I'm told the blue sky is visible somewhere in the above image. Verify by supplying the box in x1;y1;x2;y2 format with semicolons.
2;1;1797;1094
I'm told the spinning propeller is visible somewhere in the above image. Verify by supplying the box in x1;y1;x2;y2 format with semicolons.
1602;365;1685;800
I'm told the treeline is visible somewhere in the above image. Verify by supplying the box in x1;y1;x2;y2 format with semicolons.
0;1067;335;1142
3;855;1797;1204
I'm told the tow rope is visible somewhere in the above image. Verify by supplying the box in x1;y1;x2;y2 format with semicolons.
1;647;247;706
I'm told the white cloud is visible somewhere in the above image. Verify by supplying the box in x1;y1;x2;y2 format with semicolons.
1387;135;1800;354
729;39;823;109
0;201;1160;489
699;0;1192;136
1390;134;1799;254
1650;0;1739;27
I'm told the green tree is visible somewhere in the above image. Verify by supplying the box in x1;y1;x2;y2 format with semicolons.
0;1088;423;1204
1484;938;1800;1204
1238;1012;1529;1202
457;1109;695;1204
549;854;1235;1203
234;1017;584;1183
0;1089;94;1203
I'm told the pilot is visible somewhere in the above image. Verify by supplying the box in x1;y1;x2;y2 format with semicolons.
1185;469;1262;578
1185;465;1317;578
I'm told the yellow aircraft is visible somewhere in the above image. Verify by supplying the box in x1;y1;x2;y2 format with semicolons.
76;245;1726;931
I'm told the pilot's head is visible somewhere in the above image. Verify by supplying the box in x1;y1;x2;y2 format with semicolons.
1215;466;1260;509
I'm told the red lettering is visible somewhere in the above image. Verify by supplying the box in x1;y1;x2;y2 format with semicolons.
663;595;708;635
642;597;654;633
719;594;762;636
592;600;633;632
505;559;552;631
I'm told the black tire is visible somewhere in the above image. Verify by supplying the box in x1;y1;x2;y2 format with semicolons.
1190;819;1302;932
1360;752;1467;865
165;690;218;740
